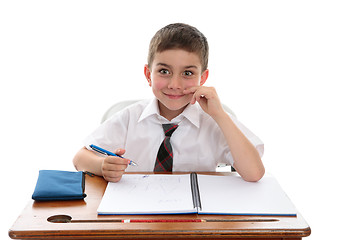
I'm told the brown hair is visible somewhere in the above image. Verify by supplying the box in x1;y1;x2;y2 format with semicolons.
147;23;209;72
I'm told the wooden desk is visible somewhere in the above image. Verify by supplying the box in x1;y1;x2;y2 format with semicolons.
9;172;311;239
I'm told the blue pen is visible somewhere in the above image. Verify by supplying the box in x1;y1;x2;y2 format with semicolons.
89;144;137;166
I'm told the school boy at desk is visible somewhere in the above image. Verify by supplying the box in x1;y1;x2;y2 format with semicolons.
73;23;265;183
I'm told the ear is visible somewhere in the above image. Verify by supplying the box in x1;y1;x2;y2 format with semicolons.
144;64;152;87
200;69;209;86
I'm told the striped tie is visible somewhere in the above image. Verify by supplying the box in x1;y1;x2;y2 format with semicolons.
154;124;178;172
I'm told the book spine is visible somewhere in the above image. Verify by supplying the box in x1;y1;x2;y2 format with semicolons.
190;172;202;211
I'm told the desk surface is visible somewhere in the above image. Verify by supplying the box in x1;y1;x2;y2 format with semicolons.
9;172;311;240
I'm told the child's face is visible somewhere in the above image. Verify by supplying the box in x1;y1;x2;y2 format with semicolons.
144;49;208;119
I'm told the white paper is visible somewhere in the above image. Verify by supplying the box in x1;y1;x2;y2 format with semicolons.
97;173;297;216
197;174;297;216
97;174;196;215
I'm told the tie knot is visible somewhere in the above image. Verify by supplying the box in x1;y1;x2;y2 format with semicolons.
162;124;178;137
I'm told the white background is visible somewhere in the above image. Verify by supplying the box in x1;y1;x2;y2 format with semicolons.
1;1;359;239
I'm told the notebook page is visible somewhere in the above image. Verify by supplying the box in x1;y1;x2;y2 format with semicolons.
97;174;196;215
197;174;297;216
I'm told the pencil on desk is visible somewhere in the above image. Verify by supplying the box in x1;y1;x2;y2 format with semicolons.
121;219;205;223
119;219;278;223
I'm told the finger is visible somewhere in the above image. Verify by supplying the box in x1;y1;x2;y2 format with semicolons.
102;166;126;182
194;87;218;102
183;86;200;94
184;87;203;104
103;169;125;178
104;156;131;165
114;148;126;156
102;162;128;171
192;88;208;103
104;175;123;183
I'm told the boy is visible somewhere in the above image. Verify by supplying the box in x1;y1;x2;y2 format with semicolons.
73;23;265;182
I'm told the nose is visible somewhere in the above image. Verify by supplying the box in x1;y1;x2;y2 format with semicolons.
168;75;182;89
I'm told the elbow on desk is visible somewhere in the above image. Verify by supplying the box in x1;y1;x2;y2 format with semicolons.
72;156;80;171
73;146;96;171
72;147;86;171
240;168;265;182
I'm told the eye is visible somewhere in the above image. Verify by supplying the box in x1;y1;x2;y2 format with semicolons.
183;71;193;76
159;69;170;74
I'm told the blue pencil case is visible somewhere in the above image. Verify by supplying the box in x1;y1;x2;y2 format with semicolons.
32;170;87;201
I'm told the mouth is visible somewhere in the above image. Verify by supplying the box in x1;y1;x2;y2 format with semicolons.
163;93;185;100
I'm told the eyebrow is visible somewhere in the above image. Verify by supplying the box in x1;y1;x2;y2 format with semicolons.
156;63;198;69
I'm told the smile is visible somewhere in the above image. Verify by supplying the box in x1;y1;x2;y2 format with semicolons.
164;93;185;99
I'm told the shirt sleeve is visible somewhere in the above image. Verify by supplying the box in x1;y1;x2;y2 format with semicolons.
231;115;264;158
217;114;264;166
83;109;130;153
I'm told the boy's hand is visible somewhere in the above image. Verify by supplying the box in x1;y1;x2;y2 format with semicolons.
101;148;129;182
184;86;226;119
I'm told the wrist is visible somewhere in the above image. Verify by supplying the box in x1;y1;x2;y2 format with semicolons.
212;109;230;124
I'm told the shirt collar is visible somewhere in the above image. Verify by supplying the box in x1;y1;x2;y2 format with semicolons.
138;98;200;128
180;102;200;128
138;98;159;122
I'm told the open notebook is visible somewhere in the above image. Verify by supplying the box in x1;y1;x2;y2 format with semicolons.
97;173;297;216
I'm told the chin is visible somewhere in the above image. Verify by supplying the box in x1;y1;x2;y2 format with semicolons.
165;101;190;110
159;98;190;112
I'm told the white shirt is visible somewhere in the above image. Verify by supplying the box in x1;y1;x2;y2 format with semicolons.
84;98;264;172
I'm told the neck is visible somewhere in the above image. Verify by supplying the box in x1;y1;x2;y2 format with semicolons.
158;101;187;121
